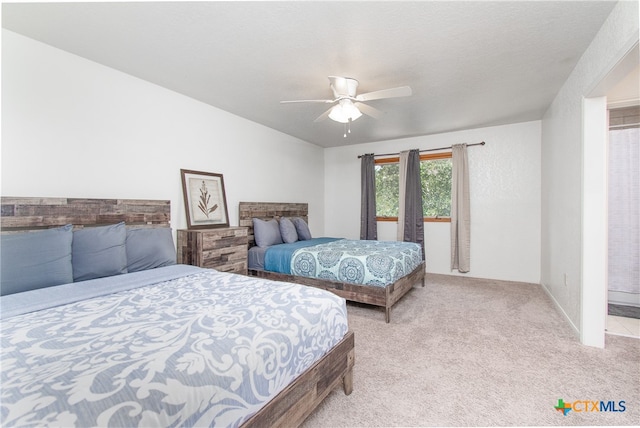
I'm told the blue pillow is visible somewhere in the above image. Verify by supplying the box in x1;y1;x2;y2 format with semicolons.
126;227;176;272
72;222;128;281
253;218;283;247
279;217;298;243
0;224;73;296
293;217;312;240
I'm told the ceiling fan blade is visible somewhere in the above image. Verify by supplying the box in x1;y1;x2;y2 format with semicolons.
356;86;412;102
280;99;334;104
314;107;333;122
354;102;384;119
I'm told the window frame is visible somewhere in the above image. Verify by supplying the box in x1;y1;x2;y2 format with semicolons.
375;151;452;223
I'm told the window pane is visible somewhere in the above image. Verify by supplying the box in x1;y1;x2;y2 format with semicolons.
375;157;451;219
421;159;451;217
375;163;399;217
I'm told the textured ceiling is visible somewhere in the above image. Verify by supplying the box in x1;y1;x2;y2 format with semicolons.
2;1;618;147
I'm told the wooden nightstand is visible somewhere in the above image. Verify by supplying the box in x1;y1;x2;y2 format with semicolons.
177;227;248;275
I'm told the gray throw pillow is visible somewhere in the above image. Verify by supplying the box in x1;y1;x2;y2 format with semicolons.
72;222;128;281
253;218;283;247
126;227;176;272
0;224;74;296
293;217;312;240
279;217;298;243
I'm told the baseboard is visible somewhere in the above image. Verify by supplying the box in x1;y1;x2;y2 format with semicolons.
425;272;538;287
540;282;580;338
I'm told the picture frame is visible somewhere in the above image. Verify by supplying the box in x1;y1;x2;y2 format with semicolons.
180;169;230;229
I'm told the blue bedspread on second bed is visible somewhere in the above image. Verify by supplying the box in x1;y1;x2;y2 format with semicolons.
264;237;342;274
265;239;423;287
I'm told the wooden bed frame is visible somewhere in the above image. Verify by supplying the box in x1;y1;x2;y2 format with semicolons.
1;196;355;428
239;201;426;323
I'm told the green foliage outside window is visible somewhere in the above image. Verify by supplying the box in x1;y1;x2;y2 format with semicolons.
375;164;399;217
375;159;452;218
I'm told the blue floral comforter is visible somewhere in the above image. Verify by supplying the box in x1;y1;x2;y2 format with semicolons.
291;240;423;287
0;266;348;427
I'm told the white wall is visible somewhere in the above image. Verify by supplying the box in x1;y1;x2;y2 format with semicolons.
1;30;326;235
324;121;541;284
541;0;639;340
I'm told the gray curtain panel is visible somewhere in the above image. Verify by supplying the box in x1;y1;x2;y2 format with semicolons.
403;149;425;259
451;143;470;272
360;153;378;240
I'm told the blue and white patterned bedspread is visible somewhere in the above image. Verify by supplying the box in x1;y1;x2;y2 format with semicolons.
291;240;423;287
0;268;348;427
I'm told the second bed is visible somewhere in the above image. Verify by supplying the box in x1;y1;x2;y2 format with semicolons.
239;202;426;323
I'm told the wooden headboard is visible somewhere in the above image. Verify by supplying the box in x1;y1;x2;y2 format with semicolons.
0;197;170;232
238;202;308;247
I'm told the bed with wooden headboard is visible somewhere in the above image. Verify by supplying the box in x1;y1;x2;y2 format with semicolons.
0;196;354;428
239;201;426;323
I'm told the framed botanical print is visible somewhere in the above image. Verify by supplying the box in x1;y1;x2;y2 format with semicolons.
180;169;229;229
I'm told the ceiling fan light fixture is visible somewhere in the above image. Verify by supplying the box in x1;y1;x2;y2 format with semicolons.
328;99;362;123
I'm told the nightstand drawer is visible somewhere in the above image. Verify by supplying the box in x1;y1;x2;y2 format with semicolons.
177;227;248;275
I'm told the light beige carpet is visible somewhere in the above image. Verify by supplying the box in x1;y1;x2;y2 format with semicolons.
303;273;640;427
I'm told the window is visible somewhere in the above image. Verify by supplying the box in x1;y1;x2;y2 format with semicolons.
375;152;452;222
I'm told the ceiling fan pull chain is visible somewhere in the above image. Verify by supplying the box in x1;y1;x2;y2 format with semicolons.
343;118;353;138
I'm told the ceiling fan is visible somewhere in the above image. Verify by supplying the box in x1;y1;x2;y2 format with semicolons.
280;76;412;136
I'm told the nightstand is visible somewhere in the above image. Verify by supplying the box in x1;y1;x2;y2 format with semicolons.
177;227;248;275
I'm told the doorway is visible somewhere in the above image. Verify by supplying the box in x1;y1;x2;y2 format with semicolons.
606;105;640;338
582;41;639;347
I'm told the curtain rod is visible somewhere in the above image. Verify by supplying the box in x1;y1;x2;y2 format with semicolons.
357;141;485;158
